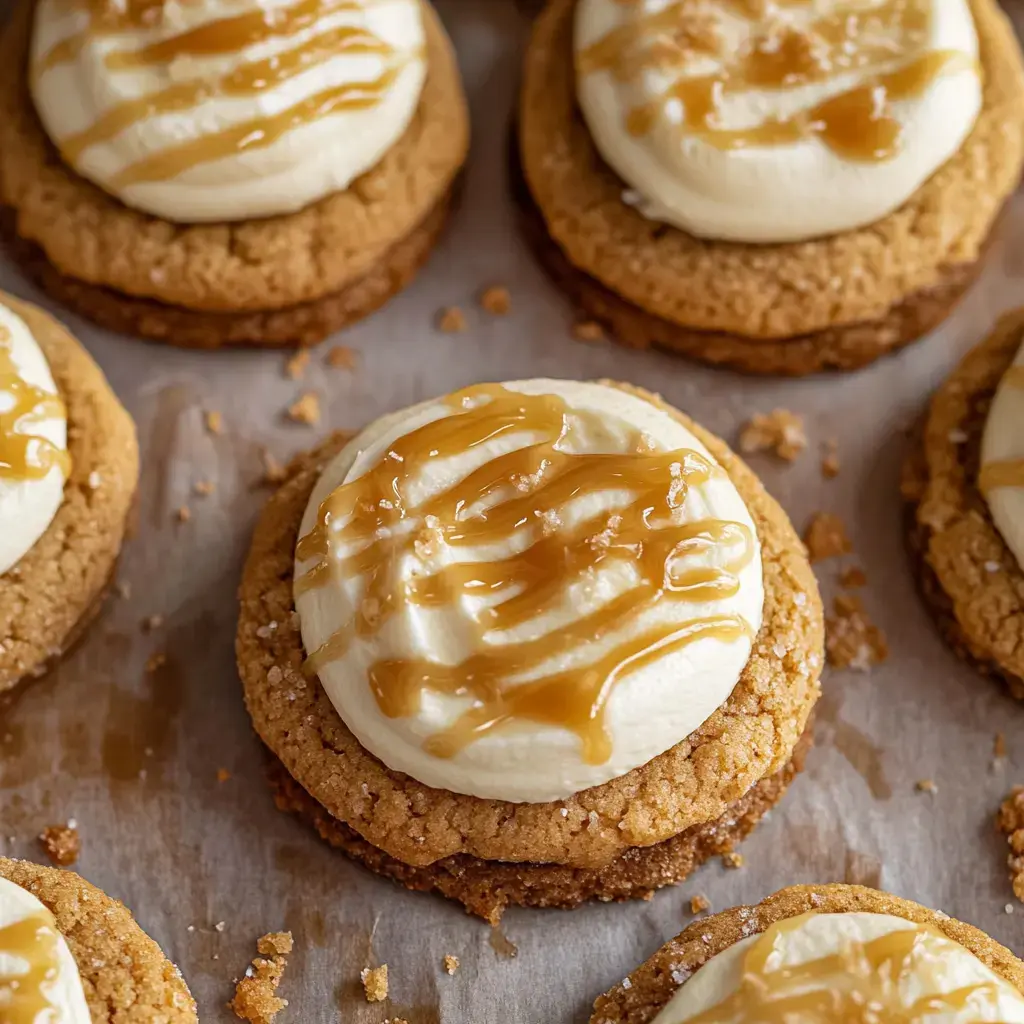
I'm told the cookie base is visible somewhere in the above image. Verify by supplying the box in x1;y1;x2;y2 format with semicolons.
591;883;1024;1022
3;192;454;349
268;726;811;925
902;311;1024;696
512;146;983;377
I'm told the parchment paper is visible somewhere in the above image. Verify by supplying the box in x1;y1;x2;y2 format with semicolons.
4;4;1024;1021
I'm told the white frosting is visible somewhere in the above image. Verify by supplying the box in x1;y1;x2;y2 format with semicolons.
0;303;67;577
654;912;1024;1024
574;0;982;243
31;0;427;222
295;380;764;804
981;339;1024;572
0;876;91;1024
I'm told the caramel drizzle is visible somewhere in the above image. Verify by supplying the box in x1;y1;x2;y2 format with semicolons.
687;913;1005;1024
0;326;70;484
579;0;972;163
0;912;62;1024
34;0;417;187
296;385;754;763
980;459;1024;493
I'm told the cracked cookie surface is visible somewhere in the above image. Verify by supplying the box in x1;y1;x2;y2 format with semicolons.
0;293;138;693
236;383;822;871
590;883;1024;1023
0;0;468;332
903;310;1024;695
0;857;197;1024
518;0;1024;371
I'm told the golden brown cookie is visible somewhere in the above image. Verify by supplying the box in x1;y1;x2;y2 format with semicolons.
0;857;197;1024
591;883;1024;1023
0;292;139;694
0;1;469;349
518;0;1024;376
903;310;1024;698
236;384;823;914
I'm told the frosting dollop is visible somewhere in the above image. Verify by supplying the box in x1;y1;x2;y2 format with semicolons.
0;876;91;1024
30;0;427;222
653;911;1024;1024
294;380;763;803
0;301;69;576
574;0;982;243
980;338;1024;571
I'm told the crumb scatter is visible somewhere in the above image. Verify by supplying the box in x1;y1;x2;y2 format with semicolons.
480;286;511;315
38;824;80;867
437;306;467;333
229;931;293;1024
361;964;388;1003
738;409;807;462
804;512;852;563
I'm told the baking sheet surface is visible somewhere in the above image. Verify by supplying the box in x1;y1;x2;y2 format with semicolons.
4;3;1024;1021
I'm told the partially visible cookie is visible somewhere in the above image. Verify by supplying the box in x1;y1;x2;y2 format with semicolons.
0;857;197;1024
903;309;1024;696
591;883;1024;1023
0;292;138;693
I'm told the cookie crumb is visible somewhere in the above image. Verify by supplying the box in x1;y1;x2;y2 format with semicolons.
996;733;1008;760
287;393;321;426
738;409;807;462
825;594;889;671
838;566;867;589
572;320;605;343
38;824;80;867
230;932;293;1024
145;652;167;673
194;480;216;496
821;438;840;479
915;779;938;794
437;306;467;333
204;410;223;435
998;788;1024;902
285;350;310;380
443;954;459;976
260;449;287;487
689;895;710;915
141;614;164;632
326;345;357;370
217;768;232;783
721;851;744;869
361;964;388;1002
804;512;852;563
479;286;511;316
176;505;192;523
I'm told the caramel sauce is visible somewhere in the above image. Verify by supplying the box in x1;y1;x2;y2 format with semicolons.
34;0;416;188
0;912;62;1024
980;459;1024;493
297;385;755;763
0;326;71;484
686;912;1005;1024
581;0;972;163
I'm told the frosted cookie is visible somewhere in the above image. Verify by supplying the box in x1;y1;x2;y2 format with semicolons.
0;0;469;349
517;0;1024;376
0;292;138;693
591;883;1024;1023
0;858;196;1024
904;310;1024;697
238;380;822;922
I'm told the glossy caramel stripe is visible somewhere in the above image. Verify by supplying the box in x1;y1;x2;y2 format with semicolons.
0;913;62;1024
111;63;404;187
58;24;391;163
980;458;1024;492
297;385;755;764
0;328;71;482
686;912;1005;1023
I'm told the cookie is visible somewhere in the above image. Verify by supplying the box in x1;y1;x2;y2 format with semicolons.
0;293;138;694
236;384;822;913
0;1;469;349
0;857;197;1024
591;883;1024;1022
517;0;1024;376
903;310;1024;697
